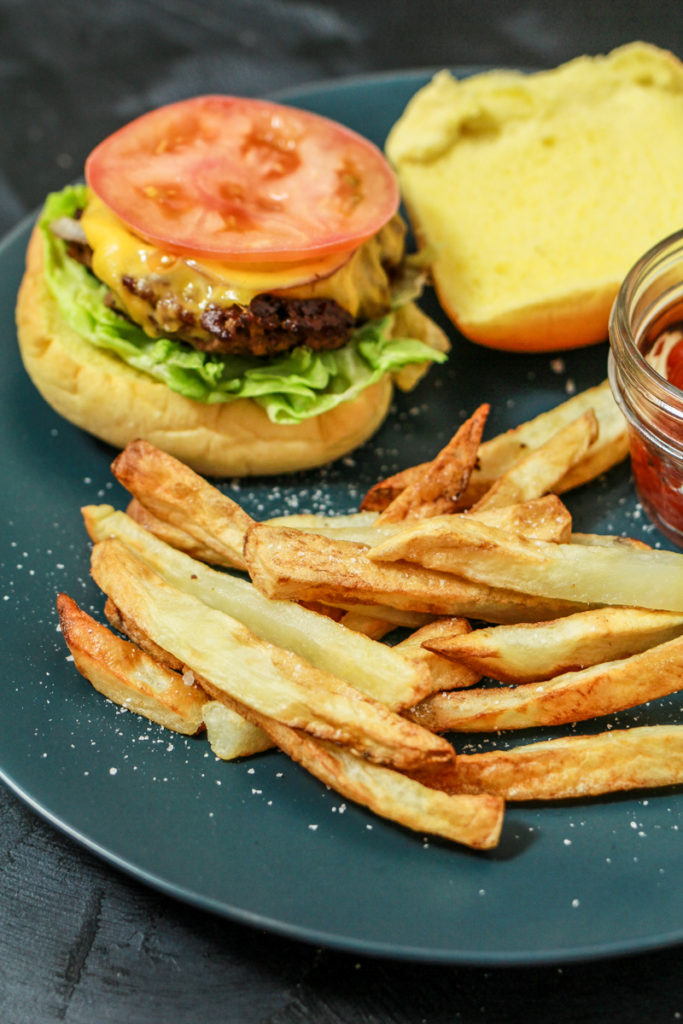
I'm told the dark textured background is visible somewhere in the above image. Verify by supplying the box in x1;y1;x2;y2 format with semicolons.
1;1;682;1020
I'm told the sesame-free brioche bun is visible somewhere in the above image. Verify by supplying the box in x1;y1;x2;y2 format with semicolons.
16;224;394;477
386;42;683;353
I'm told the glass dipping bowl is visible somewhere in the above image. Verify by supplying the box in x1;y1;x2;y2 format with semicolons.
608;228;683;546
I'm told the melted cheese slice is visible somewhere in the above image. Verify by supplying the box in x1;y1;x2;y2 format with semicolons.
81;193;404;337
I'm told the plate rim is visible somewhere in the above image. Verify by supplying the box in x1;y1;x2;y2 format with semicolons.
3;762;682;967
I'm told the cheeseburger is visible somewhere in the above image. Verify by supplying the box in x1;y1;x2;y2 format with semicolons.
16;95;448;476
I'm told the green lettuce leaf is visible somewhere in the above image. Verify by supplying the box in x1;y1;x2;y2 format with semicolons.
40;186;447;424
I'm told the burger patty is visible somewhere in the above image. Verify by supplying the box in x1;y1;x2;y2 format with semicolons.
120;274;355;357
62;235;356;357
57;208;405;359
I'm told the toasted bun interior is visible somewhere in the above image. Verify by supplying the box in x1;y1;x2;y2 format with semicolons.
386;42;683;352
16;224;394;476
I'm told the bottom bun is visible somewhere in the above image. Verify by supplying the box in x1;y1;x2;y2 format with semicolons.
16;225;394;477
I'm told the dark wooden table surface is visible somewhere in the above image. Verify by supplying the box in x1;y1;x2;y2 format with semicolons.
1;2;681;1020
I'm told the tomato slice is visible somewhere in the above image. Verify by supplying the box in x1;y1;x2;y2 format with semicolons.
85;95;399;263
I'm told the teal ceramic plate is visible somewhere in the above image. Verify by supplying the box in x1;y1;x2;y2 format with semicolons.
0;72;681;965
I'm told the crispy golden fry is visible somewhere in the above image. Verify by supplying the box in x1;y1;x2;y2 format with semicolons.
120;487;440;630
106;596;195;676
450;726;683;800
470;494;573;542
56;593;206;734
339;606;440;629
256;714;503;849
425;606;683;683
471;410;598;511
126;497;235;567
118;434;570;567
243;522;587;624
112;440;252;570
571;532;651;551
202;700;272;760
127;497;383;556
343;386;485;637
207;678;502;848
90;587;499;844
195;664;503;848
266;511;380;537
396;618;482;694
97;577;500;846
90;538;456;774
360;380;627;511
333;495;572;547
338;609;403;640
104;597;276;757
464;379;628;503
368;515;683;613
94;561;501;847
407;632;683;732
261;496;571;636
83;505;430;709
341;404;501;630
375;404;489;524
360;463;426;512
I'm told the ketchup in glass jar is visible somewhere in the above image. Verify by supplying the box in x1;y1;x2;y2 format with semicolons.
609;229;683;546
647;325;683;390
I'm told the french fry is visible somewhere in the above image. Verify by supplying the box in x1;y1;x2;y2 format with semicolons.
339;489;570;640
89;538;456;775
360;380;627;511
210;685;503;849
360;463;426;513
366;491;573;557
202;700;272;760
450;726;683;800
465;379;628;503
395;618;482;694
127;496;384;556
83;520;502;846
346;405;488;637
339;605;446;628
103;599;275;758
55;378;663;851
126;497;235;567
424;606;683;684
407;632;683;732
56;593;206;734
104;596;184;670
83;505;431;709
570;532;651;550
338;609;404;640
243;522;588;624
368;515;683;613
112;440;252;570
471;410;598;511
348;494;573;547
468;494;573;542
266;510;380;534
375;404;489;524
259;716;504;850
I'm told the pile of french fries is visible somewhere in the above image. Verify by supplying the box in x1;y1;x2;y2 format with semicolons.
57;379;683;851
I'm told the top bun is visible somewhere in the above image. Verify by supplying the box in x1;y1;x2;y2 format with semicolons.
16;224;394;477
386;42;683;352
